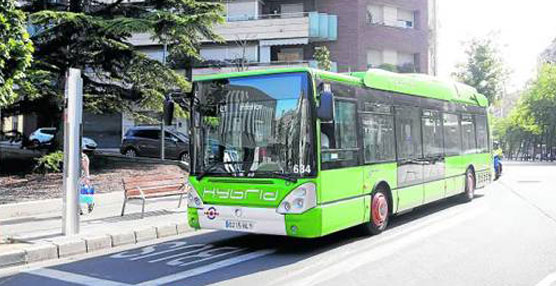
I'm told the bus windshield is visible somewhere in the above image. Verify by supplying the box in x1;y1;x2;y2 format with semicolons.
192;72;315;179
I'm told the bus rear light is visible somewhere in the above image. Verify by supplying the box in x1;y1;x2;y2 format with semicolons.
186;184;204;209
277;183;316;214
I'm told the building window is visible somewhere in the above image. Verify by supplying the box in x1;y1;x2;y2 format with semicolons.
397;8;415;29
276;47;303;62
368;50;418;73
367;4;415;29
367;49;382;68
280;3;304;18
226;0;257;21
367;5;383;24
397;52;417;73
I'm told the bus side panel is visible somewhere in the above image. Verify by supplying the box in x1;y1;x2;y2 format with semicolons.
318;167;365;235
445;156;467;196
423;179;445;204
362;162;398;215
320;197;367;236
318;167;363;203
395;184;424;212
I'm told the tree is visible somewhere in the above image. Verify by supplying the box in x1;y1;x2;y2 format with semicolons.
0;0;34;107
2;0;223;125
453;37;508;106
313;46;332;71
495;64;556;160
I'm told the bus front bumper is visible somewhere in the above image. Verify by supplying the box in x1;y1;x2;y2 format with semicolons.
188;205;323;238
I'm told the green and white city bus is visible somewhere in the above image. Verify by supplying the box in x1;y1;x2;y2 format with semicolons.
185;67;492;238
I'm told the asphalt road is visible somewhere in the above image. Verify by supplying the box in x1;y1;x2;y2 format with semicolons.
1;161;556;286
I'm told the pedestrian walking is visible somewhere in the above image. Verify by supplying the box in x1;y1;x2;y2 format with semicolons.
79;152;95;214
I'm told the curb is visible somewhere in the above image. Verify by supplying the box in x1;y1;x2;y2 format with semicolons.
0;222;192;268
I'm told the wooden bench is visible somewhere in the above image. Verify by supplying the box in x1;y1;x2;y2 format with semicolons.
121;174;188;218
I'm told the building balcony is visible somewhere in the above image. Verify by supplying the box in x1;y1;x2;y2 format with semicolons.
214;12;337;42
192;60;337;76
128;12;337;46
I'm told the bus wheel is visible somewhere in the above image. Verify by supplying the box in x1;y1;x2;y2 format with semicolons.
460;170;475;202
362;187;390;235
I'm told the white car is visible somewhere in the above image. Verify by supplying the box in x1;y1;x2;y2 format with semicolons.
29;127;98;151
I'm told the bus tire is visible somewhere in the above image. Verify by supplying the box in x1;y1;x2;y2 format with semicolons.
460;169;475;202
362;186;390;235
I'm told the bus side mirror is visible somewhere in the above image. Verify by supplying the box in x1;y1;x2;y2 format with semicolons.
317;91;334;122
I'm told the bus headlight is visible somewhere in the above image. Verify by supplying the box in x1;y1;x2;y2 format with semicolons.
277;183;316;214
186;184;204;209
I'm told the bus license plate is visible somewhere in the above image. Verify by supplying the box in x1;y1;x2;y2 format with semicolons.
225;220;254;231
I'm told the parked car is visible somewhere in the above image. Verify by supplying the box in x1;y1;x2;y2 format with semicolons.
28;127;98;151
120;126;189;162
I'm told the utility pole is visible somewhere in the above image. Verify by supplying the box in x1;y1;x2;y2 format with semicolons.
160;43;168;160
62;68;83;235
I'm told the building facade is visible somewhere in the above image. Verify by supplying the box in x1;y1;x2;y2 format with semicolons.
132;0;437;76
319;0;437;74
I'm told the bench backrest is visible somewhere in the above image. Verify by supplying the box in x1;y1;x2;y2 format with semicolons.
123;174;187;197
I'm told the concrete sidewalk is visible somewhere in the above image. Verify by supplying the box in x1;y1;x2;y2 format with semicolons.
0;191;193;268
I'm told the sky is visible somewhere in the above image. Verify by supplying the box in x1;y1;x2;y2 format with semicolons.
437;0;556;92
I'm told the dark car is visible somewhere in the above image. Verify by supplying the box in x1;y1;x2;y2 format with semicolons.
120;126;189;162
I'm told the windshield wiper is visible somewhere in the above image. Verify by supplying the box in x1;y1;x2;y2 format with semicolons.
195;161;243;181
254;171;298;183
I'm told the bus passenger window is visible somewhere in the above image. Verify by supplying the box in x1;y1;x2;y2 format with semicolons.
395;106;423;159
321;99;358;169
461;114;477;154
361;113;395;163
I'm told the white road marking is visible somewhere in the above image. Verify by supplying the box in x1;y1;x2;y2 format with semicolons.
267;205;486;286
536;272;556;286
290;207;485;286
26;268;131;286
135;249;275;286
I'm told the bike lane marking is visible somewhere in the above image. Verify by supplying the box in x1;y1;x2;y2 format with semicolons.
23;248;275;286
135;249;276;286
25;268;131;286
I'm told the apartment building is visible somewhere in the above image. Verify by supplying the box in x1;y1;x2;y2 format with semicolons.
132;0;436;75
320;0;437;74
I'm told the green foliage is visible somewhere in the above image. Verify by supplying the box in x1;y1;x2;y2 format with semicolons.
313;46;332;71
34;151;63;173
0;0;34;107
495;64;556;159
453;37;508;106
3;0;224;128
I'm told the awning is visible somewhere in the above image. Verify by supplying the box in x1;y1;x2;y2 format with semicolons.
259;38;309;46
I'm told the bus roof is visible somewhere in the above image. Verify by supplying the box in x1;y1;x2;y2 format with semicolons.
193;67;489;107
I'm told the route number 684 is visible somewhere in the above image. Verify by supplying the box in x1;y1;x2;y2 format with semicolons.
293;164;311;174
